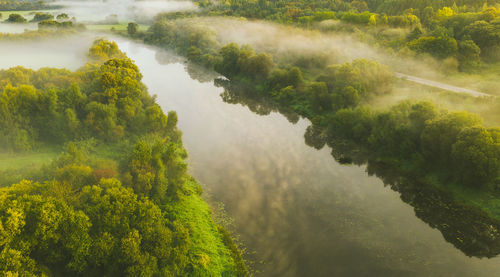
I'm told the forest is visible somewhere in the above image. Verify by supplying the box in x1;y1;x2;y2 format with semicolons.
3;0;500;275
0;39;247;276
0;0;48;11
184;0;500;73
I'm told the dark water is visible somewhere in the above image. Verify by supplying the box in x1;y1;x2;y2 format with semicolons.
2;35;500;276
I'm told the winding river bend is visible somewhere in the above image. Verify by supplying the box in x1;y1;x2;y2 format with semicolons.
113;39;500;276
2;33;500;276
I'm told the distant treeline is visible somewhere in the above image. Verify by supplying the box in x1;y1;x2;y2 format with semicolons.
180;0;500;72
197;0;499;21
0;0;50;11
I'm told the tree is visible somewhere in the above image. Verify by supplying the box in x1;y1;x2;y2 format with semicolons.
408;36;458;59
217;43;241;77
56;13;69;21
457;39;481;71
31;12;54;22
243;52;274;79
308;82;331;112
464;21;500;60
421;111;483;164
421;6;435;26
6;14;26;23
127;22;139;36
451;127;500;187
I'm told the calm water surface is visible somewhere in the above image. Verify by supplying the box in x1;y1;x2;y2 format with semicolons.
114;39;500;276
1;35;500;276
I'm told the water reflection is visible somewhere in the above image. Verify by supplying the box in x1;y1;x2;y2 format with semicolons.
3;35;500;276
140;48;500;276
217;77;500;259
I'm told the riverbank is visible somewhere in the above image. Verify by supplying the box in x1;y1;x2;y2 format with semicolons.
0;38;247;276
128;15;500;247
4;17;500;274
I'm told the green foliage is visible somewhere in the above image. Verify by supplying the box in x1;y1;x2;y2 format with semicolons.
0;40;173;149
56;13;69;21
341;11;374;25
122;137;187;201
38;19;74;29
464;20;500;61
168;180;246;276
0;41;247;276
408;35;458;59
145;17;500;190
5;13;26;23
184;0;500;71
324;101;500;188
421;111;483;164
0;0;48;11
87;39;127;63
30;12;53;22
216;43;274;79
127;22;138;36
0;143;244;276
457;39;481;71
451;126;500;187
298;11;337;26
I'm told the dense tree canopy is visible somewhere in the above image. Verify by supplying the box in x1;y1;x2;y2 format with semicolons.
5;13;26;23
177;0;500;70
0;40;171;150
0;40;247;276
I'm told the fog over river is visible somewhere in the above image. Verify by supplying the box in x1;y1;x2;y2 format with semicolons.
113;38;500;276
1;24;500;275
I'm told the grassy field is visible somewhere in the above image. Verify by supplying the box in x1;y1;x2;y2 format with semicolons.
0;147;60;171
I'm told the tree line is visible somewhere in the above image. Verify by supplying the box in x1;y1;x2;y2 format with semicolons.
180;0;500;72
0;0;48;11
140;17;500;191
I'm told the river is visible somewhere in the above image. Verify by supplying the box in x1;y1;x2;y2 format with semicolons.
112;39;500;276
1;31;500;276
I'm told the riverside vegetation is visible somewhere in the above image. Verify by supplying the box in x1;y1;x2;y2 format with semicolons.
121;5;500;242
4;0;500;273
0;39;247;276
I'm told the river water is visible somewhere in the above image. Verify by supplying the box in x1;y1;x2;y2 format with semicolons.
112;39;500;276
1;31;500;276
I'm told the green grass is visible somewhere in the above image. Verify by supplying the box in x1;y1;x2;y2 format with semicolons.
171;179;243;276
0;147;60;171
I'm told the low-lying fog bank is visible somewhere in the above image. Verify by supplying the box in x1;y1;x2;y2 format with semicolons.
0;23;37;34
0;34;95;70
176;17;496;95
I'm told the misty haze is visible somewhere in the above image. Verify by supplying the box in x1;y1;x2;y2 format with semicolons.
1;0;500;276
